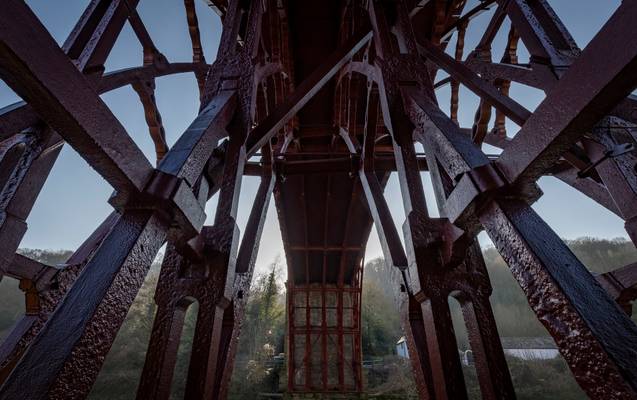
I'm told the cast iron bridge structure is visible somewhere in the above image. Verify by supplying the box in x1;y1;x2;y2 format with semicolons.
0;0;637;399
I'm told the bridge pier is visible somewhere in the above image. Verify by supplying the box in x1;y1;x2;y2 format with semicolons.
286;284;363;394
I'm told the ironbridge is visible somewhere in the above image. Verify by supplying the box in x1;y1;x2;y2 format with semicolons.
0;0;637;399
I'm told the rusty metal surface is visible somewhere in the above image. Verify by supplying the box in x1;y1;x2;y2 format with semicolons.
0;0;154;195
480;200;637;398
0;0;637;399
0;211;167;400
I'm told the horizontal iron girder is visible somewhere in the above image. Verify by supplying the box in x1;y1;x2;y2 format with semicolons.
242;155;428;176
0;0;153;194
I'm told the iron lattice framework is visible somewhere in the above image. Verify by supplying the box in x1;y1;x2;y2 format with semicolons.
0;0;636;399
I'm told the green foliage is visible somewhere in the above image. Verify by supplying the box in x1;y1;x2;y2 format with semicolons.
0;278;22;341
362;239;636;399
459;356;585;400
171;301;199;399
364;355;419;398
362;258;402;357
240;257;286;359
506;357;586;400
568;237;637;273
88;265;160;399
228;257;286;399
482;237;637;336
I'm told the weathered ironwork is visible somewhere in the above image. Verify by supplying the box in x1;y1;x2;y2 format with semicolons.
0;0;636;399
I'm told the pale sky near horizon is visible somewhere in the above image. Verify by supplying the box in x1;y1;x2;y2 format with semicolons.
0;0;629;277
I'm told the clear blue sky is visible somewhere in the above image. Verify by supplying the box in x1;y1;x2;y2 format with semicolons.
0;0;627;275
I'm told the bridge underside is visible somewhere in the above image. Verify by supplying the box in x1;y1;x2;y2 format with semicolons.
1;0;637;399
277;2;370;393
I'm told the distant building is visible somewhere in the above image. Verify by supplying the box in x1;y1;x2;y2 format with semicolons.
460;349;473;366
500;337;559;360
396;336;409;358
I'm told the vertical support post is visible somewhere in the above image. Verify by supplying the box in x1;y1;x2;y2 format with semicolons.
214;166;276;400
369;1;469;398
406;74;637;398
422;107;516;399
456;244;516;400
139;2;265;400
